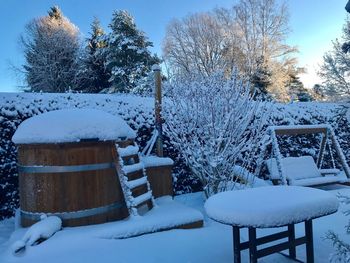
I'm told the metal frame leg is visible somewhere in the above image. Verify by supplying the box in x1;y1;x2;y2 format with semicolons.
288;224;296;259
232;226;241;263
249;228;257;263
305;220;314;263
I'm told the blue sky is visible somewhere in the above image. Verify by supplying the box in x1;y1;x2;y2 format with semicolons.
0;0;347;92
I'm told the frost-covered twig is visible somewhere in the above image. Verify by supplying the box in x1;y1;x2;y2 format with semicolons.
327;194;350;262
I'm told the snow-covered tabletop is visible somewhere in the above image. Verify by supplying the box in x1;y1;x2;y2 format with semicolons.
205;186;339;228
12;109;136;144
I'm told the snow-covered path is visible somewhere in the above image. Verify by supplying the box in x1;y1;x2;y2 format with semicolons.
0;185;349;263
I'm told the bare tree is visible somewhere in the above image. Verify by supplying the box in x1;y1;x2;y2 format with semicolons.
232;0;298;101
163;0;299;101
163;12;237;77
20;6;80;92
319;18;350;100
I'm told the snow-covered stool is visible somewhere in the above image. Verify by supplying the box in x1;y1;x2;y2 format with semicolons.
205;186;339;263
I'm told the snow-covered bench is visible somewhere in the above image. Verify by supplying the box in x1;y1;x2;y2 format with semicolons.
266;156;349;186
205;186;339;263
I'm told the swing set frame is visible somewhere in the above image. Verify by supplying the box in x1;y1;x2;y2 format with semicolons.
269;124;350;186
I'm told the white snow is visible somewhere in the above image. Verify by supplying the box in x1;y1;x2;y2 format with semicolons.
204;186;339;228
266;156;321;180
122;162;144;174
270;124;331;131
12;108;136;144
1;187;350;262
141;156;174;168
118;145;139;157
11;216;62;254
125;176;148;189
289;173;349;186
133;191;153;206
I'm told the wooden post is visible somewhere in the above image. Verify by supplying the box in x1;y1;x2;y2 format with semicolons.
288;224;296;259
249;227;258;263
305;220;314;263
316;131;327;168
152;64;163;157
232;226;241;263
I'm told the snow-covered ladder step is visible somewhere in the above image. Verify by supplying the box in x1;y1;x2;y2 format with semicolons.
118;145;139;158
126;176;148;189
114;142;156;217
133;191;153;207
122;163;144;174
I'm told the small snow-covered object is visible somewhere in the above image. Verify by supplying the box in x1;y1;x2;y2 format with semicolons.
141;156;174;168
12;216;62;255
11;240;26;255
205;186;339;228
12;108;136;144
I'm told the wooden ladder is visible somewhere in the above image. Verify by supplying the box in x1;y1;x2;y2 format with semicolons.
111;141;155;217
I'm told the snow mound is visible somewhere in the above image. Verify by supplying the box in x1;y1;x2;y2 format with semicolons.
205;186;339;228
12;216;62;255
141;156;174;167
77;196;203;239
12;109;136;144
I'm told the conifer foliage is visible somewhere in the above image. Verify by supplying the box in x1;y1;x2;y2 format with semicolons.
77;18;110;93
103;10;160;93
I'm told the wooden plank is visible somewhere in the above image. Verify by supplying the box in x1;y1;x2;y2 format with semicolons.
125;169;144;181
240;230;289;250
122;154;139;165
274;127;327;136
146;165;173;198
330;133;350;178
116;219;204;239
256;236;306;258
316;132;328;168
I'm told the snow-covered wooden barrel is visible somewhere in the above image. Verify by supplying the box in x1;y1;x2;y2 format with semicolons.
12;109;136;227
142;156;174;197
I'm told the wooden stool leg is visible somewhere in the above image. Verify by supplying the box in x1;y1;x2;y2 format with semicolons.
232;226;241;263
288;224;296;259
249;227;257;263
305;220;314;263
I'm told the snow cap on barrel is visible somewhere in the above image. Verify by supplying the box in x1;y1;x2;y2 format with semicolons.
12;108;136;144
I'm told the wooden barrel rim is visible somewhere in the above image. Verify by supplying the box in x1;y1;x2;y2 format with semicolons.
20;201;125;221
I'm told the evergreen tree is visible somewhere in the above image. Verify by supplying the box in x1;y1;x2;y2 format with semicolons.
251;57;272;99
288;73;313;102
104;10;160;93
312;84;325;101
76;18;110;93
21;6;80;92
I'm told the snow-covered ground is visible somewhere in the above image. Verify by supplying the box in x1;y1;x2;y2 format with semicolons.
0;185;349;263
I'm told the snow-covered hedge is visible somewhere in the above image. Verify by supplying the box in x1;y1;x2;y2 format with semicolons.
0;92;349;219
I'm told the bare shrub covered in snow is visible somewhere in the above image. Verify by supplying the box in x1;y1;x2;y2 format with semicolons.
164;71;269;197
327;194;350;262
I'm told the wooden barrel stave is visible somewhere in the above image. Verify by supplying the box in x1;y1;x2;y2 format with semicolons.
18;141;129;227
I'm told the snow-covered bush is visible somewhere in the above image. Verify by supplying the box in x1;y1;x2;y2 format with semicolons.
1;91;350;219
164;71;269;197
326;194;350;262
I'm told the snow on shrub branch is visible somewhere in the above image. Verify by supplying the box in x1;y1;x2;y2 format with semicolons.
163;71;269;197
